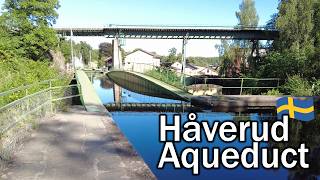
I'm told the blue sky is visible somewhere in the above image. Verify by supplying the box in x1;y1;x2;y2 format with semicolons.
53;0;278;27
0;0;279;57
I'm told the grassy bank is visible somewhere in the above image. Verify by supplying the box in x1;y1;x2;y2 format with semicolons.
145;68;184;89
0;58;70;107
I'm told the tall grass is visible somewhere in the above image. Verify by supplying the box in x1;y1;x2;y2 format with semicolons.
145;68;184;89
0;58;69;107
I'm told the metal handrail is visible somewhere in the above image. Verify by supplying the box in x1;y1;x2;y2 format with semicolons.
0;75;81;160
0;80;52;97
122;62;281;80
0;83;81;133
0;77;75;97
0;88;50;110
108;24;277;31
191;77;280;80
121;62;281;94
0;99;51;135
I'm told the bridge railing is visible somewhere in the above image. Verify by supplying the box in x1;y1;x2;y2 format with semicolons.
121;62;281;95
188;76;281;95
0;78;81;161
0;77;70;107
110;24;277;30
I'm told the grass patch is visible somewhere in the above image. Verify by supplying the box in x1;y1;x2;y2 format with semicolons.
145;68;184;89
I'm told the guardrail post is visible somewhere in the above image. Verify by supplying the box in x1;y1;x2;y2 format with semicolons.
240;78;244;95
49;80;53;114
25;89;29;112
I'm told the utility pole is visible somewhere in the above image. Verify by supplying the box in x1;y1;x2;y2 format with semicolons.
89;49;92;69
70;28;75;71
180;33;189;87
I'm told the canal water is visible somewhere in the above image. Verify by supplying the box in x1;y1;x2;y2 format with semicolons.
93;76;183;104
93;75;320;180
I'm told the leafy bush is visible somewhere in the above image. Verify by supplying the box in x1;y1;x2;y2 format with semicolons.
282;75;313;96
257;52;307;79
312;79;320;96
0;57;68;107
145;68;184;89
262;89;283;96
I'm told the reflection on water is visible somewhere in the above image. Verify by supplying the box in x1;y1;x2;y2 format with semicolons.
111;113;320;180
91;74;320;180
93;76;184;104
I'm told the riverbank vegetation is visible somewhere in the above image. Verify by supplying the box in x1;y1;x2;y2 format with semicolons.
0;0;70;106
162;47;220;67
145;68;184;89
58;39;100;66
218;0;320;96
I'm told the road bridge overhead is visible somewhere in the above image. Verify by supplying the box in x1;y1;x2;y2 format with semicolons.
55;25;279;40
56;25;279;81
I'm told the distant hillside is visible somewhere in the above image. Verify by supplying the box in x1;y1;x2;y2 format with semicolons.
186;57;220;67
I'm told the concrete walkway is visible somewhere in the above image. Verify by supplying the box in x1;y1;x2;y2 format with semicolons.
1;106;155;180
75;70;106;113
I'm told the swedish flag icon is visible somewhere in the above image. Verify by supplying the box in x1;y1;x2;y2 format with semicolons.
276;97;315;121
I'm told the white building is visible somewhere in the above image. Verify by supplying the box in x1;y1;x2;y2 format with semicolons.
124;49;161;73
171;62;198;76
73;56;84;69
196;66;219;76
171;62;218;76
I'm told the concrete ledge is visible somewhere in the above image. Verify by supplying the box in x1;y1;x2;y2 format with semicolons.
76;70;107;113
191;95;320;112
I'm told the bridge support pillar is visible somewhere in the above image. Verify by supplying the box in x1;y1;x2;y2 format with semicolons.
180;34;188;86
112;37;122;70
251;40;260;57
113;84;122;104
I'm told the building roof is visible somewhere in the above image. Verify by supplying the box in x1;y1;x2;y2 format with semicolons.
171;62;198;70
105;56;112;61
126;48;161;58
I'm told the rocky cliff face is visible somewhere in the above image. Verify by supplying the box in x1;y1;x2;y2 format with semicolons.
50;50;66;73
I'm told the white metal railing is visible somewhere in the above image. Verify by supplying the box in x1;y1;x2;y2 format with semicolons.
0;78;81;160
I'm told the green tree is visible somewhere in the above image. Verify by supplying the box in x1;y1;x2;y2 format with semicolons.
167;47;178;63
98;42;112;67
235;0;259;73
275;0;314;55
0;16;24;59
261;0;319;80
1;0;60;61
58;39;72;63
308;0;320;78
79;41;92;65
216;41;242;77
99;42;113;58
163;47;181;64
314;1;320;49
168;47;177;56
235;0;259;28
91;49;99;63
218;0;259;77
258;51;306;79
